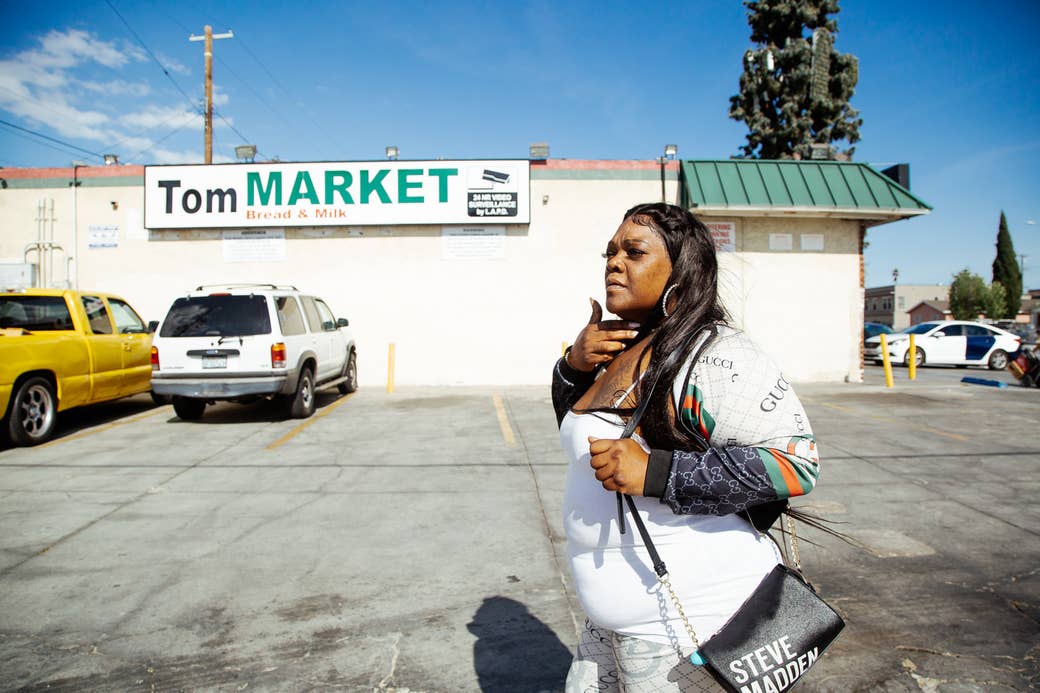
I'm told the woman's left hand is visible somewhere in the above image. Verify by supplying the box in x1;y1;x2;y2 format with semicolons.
588;436;648;495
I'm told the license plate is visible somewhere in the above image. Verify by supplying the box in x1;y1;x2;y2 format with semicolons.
202;356;227;369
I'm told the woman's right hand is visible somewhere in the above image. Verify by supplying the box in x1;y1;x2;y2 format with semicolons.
566;298;640;372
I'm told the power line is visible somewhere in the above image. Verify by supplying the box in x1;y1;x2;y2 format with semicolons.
103;0;201;114
0;123;95;162
0;118;105;160
162;5;343;157
232;32;349;153
212;109;268;160
213;52;296;132
101;107;200;154
126;111;199;162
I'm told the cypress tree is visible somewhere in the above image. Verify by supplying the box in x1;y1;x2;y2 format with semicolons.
729;0;862;159
991;211;1022;318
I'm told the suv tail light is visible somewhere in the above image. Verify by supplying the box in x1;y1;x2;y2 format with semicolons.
271;342;287;368
150;346;159;371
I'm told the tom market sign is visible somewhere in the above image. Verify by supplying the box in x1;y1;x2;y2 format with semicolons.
144;160;531;229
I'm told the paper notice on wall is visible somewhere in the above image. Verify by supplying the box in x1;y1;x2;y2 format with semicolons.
704;221;735;252
769;233;793;251
88;225;119;249
800;233;824;251
442;227;505;260
222;229;286;263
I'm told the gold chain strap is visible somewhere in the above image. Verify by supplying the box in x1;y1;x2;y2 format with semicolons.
658;572;700;651
785;512;802;572
656;511;805;662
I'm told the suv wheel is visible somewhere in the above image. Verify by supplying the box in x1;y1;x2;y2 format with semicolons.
172;396;206;420
7;376;57;446
288;367;315;418
338;351;358;394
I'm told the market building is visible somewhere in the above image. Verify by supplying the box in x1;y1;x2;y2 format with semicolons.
0;157;930;385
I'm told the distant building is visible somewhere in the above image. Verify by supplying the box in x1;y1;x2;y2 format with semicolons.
907;300;951;325
865;284;948;330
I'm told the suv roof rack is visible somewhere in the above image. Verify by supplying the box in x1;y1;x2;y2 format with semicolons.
194;283;299;291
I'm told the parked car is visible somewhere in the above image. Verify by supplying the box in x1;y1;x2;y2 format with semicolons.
150;284;356;421
992;320;1038;346
864;322;893;342
864;320;1021;370
0;289;154;445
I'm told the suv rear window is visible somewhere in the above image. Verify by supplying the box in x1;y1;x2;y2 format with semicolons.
160;295;271;337
0;296;74;331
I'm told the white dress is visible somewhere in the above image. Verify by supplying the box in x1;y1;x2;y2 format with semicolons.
561;395;781;648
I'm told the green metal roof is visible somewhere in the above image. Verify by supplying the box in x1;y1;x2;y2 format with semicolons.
680;159;931;225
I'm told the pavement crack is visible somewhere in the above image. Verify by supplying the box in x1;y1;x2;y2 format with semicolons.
375;632;402;691
0;427;269;579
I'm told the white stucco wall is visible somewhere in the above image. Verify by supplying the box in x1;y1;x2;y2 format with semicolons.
1;163;869;385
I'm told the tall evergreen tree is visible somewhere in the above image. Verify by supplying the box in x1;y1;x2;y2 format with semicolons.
729;0;862;159
991;211;1022;318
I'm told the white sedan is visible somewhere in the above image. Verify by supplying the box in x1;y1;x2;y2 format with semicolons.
865;320;1022;370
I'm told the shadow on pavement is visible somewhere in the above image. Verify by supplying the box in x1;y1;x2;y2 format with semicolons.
0;393;162;452
467;596;572;692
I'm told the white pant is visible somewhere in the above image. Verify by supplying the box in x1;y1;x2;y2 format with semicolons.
565;619;724;693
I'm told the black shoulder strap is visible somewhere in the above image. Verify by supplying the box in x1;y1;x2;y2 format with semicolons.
614;325;717;542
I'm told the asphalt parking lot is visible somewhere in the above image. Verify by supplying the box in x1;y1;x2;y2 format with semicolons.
1;366;1038;692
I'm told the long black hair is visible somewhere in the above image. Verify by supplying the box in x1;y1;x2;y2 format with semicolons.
622;202;727;450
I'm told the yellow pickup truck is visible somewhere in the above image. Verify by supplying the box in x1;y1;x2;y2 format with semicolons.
0;289;154;446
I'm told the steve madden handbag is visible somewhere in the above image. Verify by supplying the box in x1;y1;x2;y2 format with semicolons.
624;502;845;692
617;331;845;691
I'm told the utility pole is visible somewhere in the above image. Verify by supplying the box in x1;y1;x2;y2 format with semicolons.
189;25;233;164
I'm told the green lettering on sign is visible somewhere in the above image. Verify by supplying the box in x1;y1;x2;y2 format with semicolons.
428;168;458;203
289;171;320;205
398;169;423;203
360;169;391;204
247;172;282;205
325;170;354;204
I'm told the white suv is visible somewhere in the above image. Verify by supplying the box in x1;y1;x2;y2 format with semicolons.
150;284;356;420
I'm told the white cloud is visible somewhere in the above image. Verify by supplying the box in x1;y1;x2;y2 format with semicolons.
80;79;152;97
0;27;246;165
30;29;134;70
120;106;200;131
156;52;191;76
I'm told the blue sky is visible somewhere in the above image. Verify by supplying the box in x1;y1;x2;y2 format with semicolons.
1;0;1038;290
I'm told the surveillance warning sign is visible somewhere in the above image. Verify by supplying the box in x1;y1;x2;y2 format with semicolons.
467;166;520;218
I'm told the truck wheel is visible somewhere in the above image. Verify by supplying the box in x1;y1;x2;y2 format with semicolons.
338;352;358;394
172;396;206;420
7;376;57;446
288;367;315;418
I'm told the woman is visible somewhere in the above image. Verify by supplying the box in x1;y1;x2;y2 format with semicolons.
552;203;820;692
